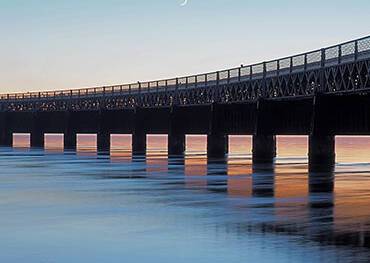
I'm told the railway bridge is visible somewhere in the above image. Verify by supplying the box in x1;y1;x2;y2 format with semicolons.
1;36;370;171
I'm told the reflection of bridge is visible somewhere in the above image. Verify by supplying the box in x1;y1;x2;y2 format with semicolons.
0;36;370;171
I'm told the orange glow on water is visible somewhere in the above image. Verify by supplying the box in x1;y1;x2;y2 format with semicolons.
274;173;308;199
185;155;207;176
147;135;168;155
227;175;252;197
334;174;370;232
77;134;97;153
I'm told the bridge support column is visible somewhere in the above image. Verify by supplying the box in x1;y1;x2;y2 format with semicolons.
168;106;185;155
0;131;12;147
308;135;335;172
97;132;110;152
252;135;276;163
132;132;146;154
207;133;227;158
0;113;11;146
168;133;185;155
64;131;76;149
207;103;227;158
31;131;44;148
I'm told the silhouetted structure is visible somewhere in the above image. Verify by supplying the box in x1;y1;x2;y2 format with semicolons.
0;36;369;172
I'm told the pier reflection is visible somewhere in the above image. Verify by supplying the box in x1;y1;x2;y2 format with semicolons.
5;136;370;262
146;135;168;175
227;156;252;197
184;154;208;189
33;134;370;252
77;134;97;156
110;150;132;163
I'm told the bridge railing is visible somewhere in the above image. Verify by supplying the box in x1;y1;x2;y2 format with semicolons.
1;35;370;102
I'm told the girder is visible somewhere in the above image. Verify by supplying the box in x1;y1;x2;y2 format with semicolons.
1;36;370;112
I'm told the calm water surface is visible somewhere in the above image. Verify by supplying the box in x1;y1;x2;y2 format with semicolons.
2;135;370;262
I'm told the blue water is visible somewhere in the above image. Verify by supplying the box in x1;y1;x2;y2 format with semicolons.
1;148;370;262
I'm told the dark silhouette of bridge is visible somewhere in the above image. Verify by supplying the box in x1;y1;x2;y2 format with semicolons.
1;35;370;171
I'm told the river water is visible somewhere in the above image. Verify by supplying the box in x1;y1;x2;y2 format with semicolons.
1;135;370;262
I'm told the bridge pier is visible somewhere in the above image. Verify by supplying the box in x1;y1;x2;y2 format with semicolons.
0;113;11;146
64;131;76;149
168;133;185;155
132;132;146;154
252;135;276;163
97;132;110;152
0;131;12;147
207;133;227;158
31;131;44;148
308;135;335;172
207;103;227;158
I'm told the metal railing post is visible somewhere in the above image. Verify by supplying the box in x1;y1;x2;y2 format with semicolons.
321;48;326;68
319;48;326;93
354;40;358;61
175;78;179;105
338;45;342;64
304;54;307;71
263;62;267;97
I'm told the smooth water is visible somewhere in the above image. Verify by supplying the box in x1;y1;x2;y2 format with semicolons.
1;136;370;262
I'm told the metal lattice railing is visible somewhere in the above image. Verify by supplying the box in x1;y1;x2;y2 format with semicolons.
1;35;370;102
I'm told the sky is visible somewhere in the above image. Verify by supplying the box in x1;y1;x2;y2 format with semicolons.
0;0;369;93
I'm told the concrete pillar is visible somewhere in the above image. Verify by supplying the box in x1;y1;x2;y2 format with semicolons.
0;113;11;146
207;133;227;158
309;135;335;172
207;103;227;158
252;135;276;163
97;132;110;152
0;130;12;146
31;131;44;148
168;133;185;155
64;131;76;149
132;132;146;154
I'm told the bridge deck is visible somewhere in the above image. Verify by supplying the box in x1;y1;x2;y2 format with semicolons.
0;36;369;111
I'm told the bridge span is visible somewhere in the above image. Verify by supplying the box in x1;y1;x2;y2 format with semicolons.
1;36;370;171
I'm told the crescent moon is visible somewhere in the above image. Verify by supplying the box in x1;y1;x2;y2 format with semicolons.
180;0;188;6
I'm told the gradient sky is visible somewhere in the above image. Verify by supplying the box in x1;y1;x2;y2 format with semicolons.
1;0;369;93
